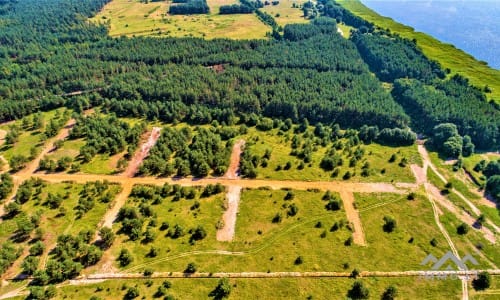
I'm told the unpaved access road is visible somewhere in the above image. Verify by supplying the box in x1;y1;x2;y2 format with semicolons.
224;139;244;179
339;191;366;246
216;185;242;242
122;127;161;178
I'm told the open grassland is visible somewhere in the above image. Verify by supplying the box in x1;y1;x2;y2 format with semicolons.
0;109;68;161
261;0;308;26
51;276;463;300
90;0;270;39
242;126;420;182
96;188;485;275
337;0;500;103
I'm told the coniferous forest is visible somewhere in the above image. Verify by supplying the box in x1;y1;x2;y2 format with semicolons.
0;0;498;149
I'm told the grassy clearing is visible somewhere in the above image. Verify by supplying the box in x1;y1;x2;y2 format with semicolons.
0;109;67;161
261;0;308;27
79;153;123;175
337;0;500;103
440;211;499;269
90;0;271;39
54;276;462;300
103;188;471;274
337;22;353;38
242;126;419;182
101;185;227;271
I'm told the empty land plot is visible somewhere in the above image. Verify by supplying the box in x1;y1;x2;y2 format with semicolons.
261;0;309;27
99;184;227;271
0;109;69;162
90;0;270;39
242;126;419;182
57;277;462;299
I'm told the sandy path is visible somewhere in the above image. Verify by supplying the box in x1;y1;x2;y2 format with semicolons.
339;191;366;246
122;127;161;178
216;186;242;241
224;139;245;179
29;173;411;194
0;129;6;146
100;181;133;230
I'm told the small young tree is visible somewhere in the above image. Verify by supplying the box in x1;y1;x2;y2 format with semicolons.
472;272;491;291
383;216;396;233
118;248;133;267
99;227;115;249
456;223;469;235
185;262;197;273
209;277;231;300
381;285;398;300
347;281;369;299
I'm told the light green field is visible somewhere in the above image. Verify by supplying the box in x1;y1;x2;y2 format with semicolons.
337;0;500;103
242;126;420;182
0;109;66;161
99;188;490;275
90;0;271;39
52;276;462;300
261;0;309;26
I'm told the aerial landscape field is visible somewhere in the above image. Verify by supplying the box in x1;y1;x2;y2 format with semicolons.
0;0;498;299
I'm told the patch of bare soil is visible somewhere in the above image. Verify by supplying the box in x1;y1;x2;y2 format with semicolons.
99;182;133;230
339;191;366;246
122;127;161;178
216;186;242;242
0;129;6;146
224;139;245;179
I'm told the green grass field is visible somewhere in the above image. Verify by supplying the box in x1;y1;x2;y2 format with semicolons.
90;0;271;39
0;109;67;161
337;0;500;103
261;0;308;27
242;126;420;182
51;276;463;300
99;187;492;275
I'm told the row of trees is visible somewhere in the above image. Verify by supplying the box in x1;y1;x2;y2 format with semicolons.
168;0;209;15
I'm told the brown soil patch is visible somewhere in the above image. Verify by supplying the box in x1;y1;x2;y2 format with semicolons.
216;185;242;242
339;191;366;246
122;127;161;178
224;139;245;179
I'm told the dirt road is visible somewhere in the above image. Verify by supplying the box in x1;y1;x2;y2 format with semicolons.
216;185;242;242
339;191;366;246
122;127;161;178
224;140;244;179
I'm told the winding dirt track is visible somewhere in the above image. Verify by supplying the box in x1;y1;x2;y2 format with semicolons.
122;127;161;178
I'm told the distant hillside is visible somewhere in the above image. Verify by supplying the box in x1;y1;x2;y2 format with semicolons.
337;0;500;104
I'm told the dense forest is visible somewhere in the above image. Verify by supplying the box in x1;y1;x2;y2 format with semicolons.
0;0;497;150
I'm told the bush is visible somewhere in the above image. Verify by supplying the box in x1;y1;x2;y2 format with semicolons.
472;272;491;291
382;216;396;233
118;249;133;267
456;223;469;235
347;281;369;299
185;262;197;273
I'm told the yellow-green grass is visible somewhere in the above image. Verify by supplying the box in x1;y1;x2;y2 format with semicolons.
101;185;227;271
426;150;500;227
337;22;353;38
440;211;499;269
79;153;124;175
242;126;419;182
105;188;474;274
261;0;309;27
470;275;500;300
462;153;500;186
337;0;500;103
0;109;67;161
90;0;271;39
45;138;85;161
53;276;462;300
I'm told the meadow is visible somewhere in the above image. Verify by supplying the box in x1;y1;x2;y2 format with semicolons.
90;0;272;39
